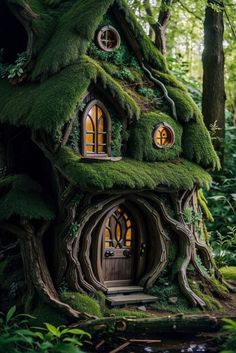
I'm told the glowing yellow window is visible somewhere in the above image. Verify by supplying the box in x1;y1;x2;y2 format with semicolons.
153;123;175;148
83;100;111;156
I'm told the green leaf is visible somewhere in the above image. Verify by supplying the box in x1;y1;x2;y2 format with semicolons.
66;328;91;338
34;332;44;340
63;337;83;346
45;323;61;337
6;306;16;323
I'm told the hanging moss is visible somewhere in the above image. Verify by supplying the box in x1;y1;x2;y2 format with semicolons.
0;57;139;132
55;146;212;191
198;189;214;222
129;111;183;162
166;86;195;122
182;109;221;170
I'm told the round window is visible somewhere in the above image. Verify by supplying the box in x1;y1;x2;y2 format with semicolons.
153;123;175;148
97;26;121;52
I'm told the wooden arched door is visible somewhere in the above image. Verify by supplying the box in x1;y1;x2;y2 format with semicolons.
97;205;147;288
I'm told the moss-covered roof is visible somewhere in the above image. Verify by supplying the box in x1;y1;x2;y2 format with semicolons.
0;56;139;131
55;147;212;191
0;0;220;173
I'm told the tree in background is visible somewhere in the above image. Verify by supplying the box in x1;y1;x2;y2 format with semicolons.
202;0;225;156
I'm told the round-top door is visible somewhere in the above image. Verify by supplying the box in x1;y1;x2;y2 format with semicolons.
102;207;136;287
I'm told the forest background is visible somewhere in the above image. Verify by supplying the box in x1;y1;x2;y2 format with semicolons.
128;0;236;270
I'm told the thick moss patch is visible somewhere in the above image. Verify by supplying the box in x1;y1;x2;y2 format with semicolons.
61;292;103;318
55;146;212;191
182;109;220;170
129;111;183;162
220;267;236;282
0;57;139;132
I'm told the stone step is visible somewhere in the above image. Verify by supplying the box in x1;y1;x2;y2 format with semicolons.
107;286;144;295
106;293;157;306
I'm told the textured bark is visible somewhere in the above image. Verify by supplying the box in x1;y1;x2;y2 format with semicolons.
19;219;94;320
79;314;221;337
202;0;225;155
143;0;173;54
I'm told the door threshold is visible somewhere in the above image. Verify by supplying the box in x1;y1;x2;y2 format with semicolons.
107;286;144;295
106;293;157;306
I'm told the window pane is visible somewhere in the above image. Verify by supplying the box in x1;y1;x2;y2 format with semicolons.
98;116;104;133
86;133;94;145
84;102;109;156
98;145;105;153
115;223;121;242
86;116;94;132
86;145;95;153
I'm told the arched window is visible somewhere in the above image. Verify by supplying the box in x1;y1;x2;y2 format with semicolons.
104;207;134;249
82;100;111;157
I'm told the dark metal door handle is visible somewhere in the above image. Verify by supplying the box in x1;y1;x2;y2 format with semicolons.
123;249;132;258
140;242;146;257
105;250;114;257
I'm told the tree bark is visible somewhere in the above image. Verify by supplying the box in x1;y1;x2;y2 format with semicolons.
202;0;225;158
143;0;173;54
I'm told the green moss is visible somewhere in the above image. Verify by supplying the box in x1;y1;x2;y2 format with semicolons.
129;111;183;162
111;120;122;157
30;0;114;79
198;189;214;222
166;86;194;122
152;70;188;91
61;292;103;318
190;281;222;311
0;175;55;220
32;302;68;326
55;146;212;191
0;57;139;132
115;0;168;72
148;282;197;313
182;109;221;170
108;308;150;318
220;267;236;282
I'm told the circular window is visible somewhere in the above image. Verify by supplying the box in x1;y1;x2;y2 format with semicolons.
153;123;175;148
97;26;121;52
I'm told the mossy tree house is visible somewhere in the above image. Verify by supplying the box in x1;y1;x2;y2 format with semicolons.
0;0;232;319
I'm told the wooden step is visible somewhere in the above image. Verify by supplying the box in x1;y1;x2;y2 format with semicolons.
107;286;144;295
106;293;157;306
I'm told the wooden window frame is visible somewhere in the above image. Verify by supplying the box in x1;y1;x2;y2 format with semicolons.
97;25;121;52
153;122;175;149
82;99;111;158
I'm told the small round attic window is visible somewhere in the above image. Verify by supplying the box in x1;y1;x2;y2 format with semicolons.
153;123;175;148
97;26;121;52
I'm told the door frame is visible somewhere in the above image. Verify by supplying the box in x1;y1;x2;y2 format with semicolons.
92;201;147;288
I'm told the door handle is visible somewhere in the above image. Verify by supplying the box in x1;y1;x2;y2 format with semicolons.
123;249;132;258
105;250;114;257
140;242;146;257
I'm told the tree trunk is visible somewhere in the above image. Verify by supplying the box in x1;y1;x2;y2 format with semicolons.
143;0;173;54
202;0;225;159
